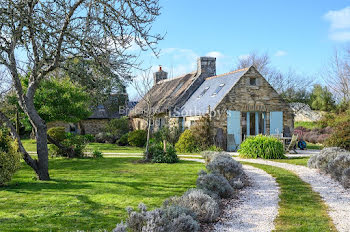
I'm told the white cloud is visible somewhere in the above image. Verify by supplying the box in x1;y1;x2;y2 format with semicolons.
324;7;350;29
274;50;287;57
329;31;350;42
324;6;350;42
206;51;224;59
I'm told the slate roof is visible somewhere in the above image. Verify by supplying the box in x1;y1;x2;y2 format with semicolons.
177;68;249;117
89;100;137;119
129;72;197;117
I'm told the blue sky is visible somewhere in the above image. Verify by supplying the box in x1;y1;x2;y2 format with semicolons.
127;0;350;98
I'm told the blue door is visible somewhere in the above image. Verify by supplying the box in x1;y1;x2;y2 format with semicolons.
270;111;283;135
227;110;241;151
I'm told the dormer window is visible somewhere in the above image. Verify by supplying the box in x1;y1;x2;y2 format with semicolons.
197;87;210;99
250;77;257;86
212;83;225;96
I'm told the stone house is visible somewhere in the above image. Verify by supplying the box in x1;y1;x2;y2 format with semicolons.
47;98;137;135
129;57;294;151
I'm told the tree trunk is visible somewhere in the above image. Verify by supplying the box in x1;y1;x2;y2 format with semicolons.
163;140;167;152
24;94;51;180
145;116;152;161
34;124;50;180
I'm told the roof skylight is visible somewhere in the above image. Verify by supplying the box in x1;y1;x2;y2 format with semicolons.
197;87;210;99
211;83;225;96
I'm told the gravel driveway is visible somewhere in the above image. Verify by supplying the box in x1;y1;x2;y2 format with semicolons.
234;157;350;232
213;165;280;232
183;159;280;232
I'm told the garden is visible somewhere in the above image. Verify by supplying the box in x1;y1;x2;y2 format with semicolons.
1;1;350;231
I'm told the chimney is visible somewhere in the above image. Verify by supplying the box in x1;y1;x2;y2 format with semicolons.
153;66;168;85
197;57;216;78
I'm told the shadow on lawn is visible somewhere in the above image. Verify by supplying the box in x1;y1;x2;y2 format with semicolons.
2;178;91;193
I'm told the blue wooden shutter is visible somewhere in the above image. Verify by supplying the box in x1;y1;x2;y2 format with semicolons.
270;111;283;135
227;110;241;151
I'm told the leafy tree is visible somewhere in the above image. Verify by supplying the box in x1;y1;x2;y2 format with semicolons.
105;117;130;140
3;77;91;134
0;0;162;180
33;77;91;123
310;84;336;111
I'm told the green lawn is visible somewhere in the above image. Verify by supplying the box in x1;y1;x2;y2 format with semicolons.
22;139;144;153
307;143;324;150
241;162;336;232
270;157;310;167
0;158;204;231
294;121;322;129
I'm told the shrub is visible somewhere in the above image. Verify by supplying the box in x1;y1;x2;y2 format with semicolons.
83;134;95;142
170;188;220;223
341;168;350;189
207;145;223;152
0;130;21;186
190;115;212;150
50;133;88;158
201;151;222;164
317;134;330;144
307;147;345;171
238;135;285;159
128;130;147;147
95;132;115;143
196;171;234;198
175;130;199;153
155;126;182;146
149;142;179;163
308;147;350;189
119;202;199;232
112;222;128;232
117;133;129;146
328;153;350;181
325;121;350;151
47;127;66;143
206;153;244;182
105;117;130;140
92;150;103;158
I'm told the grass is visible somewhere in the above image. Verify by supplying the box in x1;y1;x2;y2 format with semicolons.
241;162;336;232
0;158;204;231
21;139;144;153
294;121;322;129
307;143;324;150
270;157;310;167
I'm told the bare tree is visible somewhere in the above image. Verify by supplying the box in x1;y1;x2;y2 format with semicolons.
0;0;162;180
131;69;155;161
234;51;313;102
323;48;350;102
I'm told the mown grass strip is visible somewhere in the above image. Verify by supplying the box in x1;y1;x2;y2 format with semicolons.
241;162;336;232
269;157;310;167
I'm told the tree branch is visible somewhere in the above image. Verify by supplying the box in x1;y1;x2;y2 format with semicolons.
0;110;38;171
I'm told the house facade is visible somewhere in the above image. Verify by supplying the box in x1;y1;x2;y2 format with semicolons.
129;57;294;151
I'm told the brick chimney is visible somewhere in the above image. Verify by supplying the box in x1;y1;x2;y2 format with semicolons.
153;66;168;85
197;57;216;78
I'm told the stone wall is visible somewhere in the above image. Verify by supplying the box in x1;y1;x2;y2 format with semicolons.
80;119;109;135
211;67;294;149
47;119;109;135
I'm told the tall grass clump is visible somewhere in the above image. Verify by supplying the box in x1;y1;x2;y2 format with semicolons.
238;135;286;159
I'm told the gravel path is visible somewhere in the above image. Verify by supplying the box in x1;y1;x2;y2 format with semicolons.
234;157;350;232
213;165;280;232
182;159;280;232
